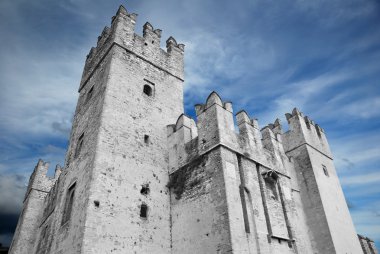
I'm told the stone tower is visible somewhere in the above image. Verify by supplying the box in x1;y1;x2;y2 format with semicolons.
282;109;364;254
10;5;184;254
9;5;376;254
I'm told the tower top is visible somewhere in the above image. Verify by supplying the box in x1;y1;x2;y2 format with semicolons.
80;5;185;92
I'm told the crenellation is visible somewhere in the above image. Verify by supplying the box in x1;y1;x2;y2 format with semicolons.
261;126;276;152
80;5;184;93
54;164;63;180
283;108;332;158
236;110;263;154
10;5;375;254
143;22;162;45
167;114;199;173
97;26;111;48
25;160;57;199
166;36;184;53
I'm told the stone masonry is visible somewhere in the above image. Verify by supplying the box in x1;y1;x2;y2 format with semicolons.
9;5;378;254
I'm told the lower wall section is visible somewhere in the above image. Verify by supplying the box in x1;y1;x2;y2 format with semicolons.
170;146;303;254
170;148;233;254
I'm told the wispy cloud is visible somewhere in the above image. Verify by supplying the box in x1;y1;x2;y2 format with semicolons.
341;172;380;186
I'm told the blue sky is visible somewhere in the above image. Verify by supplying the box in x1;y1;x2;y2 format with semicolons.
0;0;379;248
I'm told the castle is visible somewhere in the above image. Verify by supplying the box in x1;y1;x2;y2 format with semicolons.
9;5;378;254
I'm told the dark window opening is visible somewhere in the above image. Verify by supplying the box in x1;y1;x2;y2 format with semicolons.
322;165;329;177
143;84;153;96
144;135;150;144
61;183;76;225
74;133;84;159
152;40;155;44
140;184;150;195
140;204;148;218
144;42;148;46
94;200;100;207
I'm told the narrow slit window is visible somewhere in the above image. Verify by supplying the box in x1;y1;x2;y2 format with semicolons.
322;165;329;177
86;86;94;103
62;183;76;225
140;203;148;218
74;133;84;159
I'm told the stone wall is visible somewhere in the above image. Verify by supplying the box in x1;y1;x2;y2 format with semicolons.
9;4;376;254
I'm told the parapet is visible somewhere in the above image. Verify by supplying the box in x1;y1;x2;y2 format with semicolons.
167;114;198;173
80;5;185;92
167;92;291;175
358;234;378;254
195;91;232;116
283;108;332;158
25;159;61;201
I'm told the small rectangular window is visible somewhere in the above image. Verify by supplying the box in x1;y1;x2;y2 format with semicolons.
140;203;148;219
144;135;150;145
322;165;329;177
143;79;155;97
61;183;76;225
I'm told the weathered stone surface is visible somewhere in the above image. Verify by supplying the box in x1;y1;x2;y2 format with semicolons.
9;4;377;254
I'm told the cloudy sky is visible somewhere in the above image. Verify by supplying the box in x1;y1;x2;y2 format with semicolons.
0;0;379;248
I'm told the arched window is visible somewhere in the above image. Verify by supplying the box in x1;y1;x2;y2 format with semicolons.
62;183;76;225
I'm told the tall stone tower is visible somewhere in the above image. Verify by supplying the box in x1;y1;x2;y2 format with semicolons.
282;109;363;254
9;5;376;254
10;5;184;254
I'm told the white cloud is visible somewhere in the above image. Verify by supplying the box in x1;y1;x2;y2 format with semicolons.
341;172;380;186
351;203;380;242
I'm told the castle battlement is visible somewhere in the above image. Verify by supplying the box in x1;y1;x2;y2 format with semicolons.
10;5;372;254
283;107;332;158
24;160;61;201
80;5;184;92
167;91;337;180
168;92;292;177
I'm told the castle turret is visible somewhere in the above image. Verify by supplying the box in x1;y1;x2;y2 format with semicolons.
236;110;262;151
167;114;198;173
9;160;56;254
282;108;363;254
195;91;237;152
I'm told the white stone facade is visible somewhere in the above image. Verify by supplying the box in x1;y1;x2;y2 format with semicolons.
9;5;376;254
